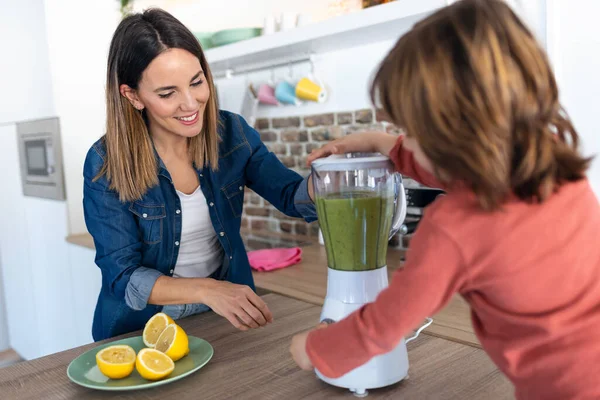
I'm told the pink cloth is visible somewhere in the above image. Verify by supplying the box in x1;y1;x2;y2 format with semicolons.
247;247;302;272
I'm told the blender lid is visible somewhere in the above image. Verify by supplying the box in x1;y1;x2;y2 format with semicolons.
311;153;392;171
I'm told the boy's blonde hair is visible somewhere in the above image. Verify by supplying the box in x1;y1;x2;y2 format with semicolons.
371;0;591;210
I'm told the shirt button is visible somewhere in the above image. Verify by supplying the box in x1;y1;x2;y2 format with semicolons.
239;186;243;191
199;173;203;177
175;241;180;246
175;209;181;214
169;269;174;274
229;256;233;260
219;232;225;237
142;213;148;218
209;202;214;207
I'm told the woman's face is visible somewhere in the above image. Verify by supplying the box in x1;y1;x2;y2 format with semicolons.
125;48;210;140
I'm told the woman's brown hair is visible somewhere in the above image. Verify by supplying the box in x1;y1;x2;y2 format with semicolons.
371;0;591;210
99;8;220;202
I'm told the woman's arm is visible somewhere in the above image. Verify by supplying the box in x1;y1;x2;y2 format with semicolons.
149;276;273;330
237;115;317;222
83;146;159;308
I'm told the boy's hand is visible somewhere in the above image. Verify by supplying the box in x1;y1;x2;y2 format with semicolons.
290;322;329;371
290;330;313;370
306;131;397;166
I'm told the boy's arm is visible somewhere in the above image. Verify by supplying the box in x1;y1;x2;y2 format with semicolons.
387;136;446;190
307;132;445;190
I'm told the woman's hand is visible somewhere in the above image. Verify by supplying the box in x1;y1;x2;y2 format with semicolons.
306;131;398;166
290;322;329;371
199;280;273;331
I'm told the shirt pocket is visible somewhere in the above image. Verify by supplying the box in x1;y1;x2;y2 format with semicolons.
221;178;245;218
128;202;166;245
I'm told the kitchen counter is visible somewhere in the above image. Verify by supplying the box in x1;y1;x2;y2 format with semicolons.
1;293;511;399
66;230;478;347
66;232;95;249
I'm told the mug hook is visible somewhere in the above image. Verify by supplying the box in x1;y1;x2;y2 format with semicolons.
269;68;275;85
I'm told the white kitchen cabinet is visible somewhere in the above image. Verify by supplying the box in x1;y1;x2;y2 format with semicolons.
0;125;42;359
67;245;101;347
23;196;76;355
0;126;100;359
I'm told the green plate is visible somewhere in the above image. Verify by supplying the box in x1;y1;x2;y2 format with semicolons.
211;27;262;47
67;336;213;391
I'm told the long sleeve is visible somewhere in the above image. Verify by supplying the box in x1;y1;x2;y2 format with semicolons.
389;136;446;189
238;114;317;222
305;215;468;378
83;146;163;310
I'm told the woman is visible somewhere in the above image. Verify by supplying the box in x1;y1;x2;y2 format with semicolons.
84;9;316;341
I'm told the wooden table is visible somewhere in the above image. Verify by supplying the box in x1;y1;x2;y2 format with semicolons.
1;294;511;399
66;230;478;347
249;231;478;347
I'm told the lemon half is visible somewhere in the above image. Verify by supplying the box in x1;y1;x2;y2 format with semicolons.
143;312;175;348
155;323;190;361
95;345;136;379
135;348;175;381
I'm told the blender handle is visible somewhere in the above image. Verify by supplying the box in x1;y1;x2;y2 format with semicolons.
389;173;407;240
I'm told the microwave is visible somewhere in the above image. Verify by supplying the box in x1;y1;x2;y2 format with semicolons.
17;117;66;200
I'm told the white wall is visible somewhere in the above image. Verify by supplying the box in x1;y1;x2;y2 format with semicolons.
0;248;8;351
546;0;600;197
0;0;55;125
0;124;42;359
43;0;121;235
0;0;56;353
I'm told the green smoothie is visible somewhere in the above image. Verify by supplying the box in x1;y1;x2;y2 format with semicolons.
316;191;394;271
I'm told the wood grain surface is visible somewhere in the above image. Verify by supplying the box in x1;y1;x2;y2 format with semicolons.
0;294;511;400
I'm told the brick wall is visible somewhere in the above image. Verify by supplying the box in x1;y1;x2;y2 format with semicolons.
243;108;407;248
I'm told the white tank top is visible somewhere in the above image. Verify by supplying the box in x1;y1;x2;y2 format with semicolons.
173;186;223;278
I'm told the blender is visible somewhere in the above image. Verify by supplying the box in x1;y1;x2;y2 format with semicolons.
311;153;432;397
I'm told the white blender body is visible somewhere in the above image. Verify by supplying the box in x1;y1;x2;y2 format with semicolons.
311;153;428;397
317;268;410;397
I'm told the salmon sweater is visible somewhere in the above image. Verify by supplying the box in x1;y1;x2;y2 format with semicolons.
306;137;600;399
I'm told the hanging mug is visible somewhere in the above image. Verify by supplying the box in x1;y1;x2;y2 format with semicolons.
240;84;260;126
257;83;278;105
275;80;301;105
296;77;327;103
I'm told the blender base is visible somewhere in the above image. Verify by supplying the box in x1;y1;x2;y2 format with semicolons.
316;267;410;395
351;388;368;397
316;369;409;397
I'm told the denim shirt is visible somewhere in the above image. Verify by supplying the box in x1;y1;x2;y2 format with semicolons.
83;110;317;341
